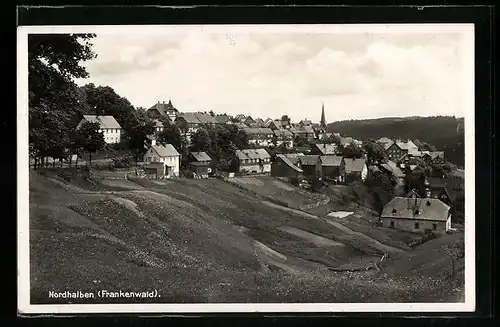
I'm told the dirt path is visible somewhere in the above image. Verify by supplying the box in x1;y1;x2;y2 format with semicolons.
325;220;405;255
263;199;405;255
261;201;319;219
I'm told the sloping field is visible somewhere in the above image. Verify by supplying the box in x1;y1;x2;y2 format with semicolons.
28;171;465;303
229;176;331;209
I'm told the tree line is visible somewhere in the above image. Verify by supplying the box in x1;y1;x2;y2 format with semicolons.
29;34;158;169
327;116;465;167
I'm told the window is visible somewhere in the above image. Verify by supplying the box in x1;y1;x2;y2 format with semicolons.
415;209;420;215
414;222;419;229
392;209;396;215
433;223;437;231
390;221;395;228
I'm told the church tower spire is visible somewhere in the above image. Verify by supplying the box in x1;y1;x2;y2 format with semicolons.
320;101;327;130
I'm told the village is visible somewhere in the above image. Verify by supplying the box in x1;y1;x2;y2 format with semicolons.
49;98;463;238
25;31;468;305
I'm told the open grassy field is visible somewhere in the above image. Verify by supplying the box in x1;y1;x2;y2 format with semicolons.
28;170;465;304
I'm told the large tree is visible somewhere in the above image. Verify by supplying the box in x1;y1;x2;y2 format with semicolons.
190;128;211;153
80;84;155;161
342;143;363;159
158;124;183;148
29;34;96;168
73;121;105;166
363;139;389;164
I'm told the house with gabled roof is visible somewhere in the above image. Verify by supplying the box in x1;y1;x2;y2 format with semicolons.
320;155;345;183
292;125;316;141
297;155;322;180
147;100;179;121
143;141;180;178
422;151;446;164
236;148;271;174
187;151;212;177
242;127;274;147
254;118;265;127
311;143;339;156
271;154;304;183
175;112;218;143
244;116;256;127
76;115;122;144
344;158;368;183
273;129;294;148
214;114;231;124
381;196;452;235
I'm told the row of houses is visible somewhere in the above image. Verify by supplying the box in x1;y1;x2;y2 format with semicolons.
271;153;368;184
377;137;445;167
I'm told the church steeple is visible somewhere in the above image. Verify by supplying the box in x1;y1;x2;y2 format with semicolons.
320;102;327;130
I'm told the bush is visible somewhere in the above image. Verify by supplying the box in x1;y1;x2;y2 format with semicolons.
112;155;133;169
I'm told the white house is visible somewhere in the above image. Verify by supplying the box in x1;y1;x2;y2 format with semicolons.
380;196;452;235
236;148;271;174
143;141;180;178
76;115;122;144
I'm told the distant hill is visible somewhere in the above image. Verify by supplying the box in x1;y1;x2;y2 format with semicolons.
327;116;465;167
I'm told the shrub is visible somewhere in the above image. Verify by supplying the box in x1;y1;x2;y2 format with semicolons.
112;155;133;169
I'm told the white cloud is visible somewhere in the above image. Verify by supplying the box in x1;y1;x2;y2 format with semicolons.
75;30;468;122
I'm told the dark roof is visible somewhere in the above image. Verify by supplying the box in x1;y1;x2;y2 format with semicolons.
176;112;218;124
148;100;179;115
81;115;122;129
429;151;445;159
299;155;321;166
236;148;271;160
381;197;450;222
176;112;200;124
344;158;366;172
320;155;343;167
242;127;274;135
190;151;211;162
214;114;230;124
195;112;218;124
314;143;338;155
150;144;180;157
254;118;265;126
275;154;303;173
284;153;305;165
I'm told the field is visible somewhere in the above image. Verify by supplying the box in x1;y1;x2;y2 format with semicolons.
28;170;465;304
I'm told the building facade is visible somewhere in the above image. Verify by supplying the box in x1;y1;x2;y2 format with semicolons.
236;149;271;174
381;196;452;235
76;115;122;144
143;142;180;177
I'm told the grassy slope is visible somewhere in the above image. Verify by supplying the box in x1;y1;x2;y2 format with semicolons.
29;171;465;304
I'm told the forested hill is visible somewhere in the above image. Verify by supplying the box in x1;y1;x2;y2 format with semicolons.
327;116;465;167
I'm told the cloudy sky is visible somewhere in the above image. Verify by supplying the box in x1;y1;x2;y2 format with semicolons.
73;25;472;123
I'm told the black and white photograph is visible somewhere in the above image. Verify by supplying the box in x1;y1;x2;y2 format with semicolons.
17;23;475;313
